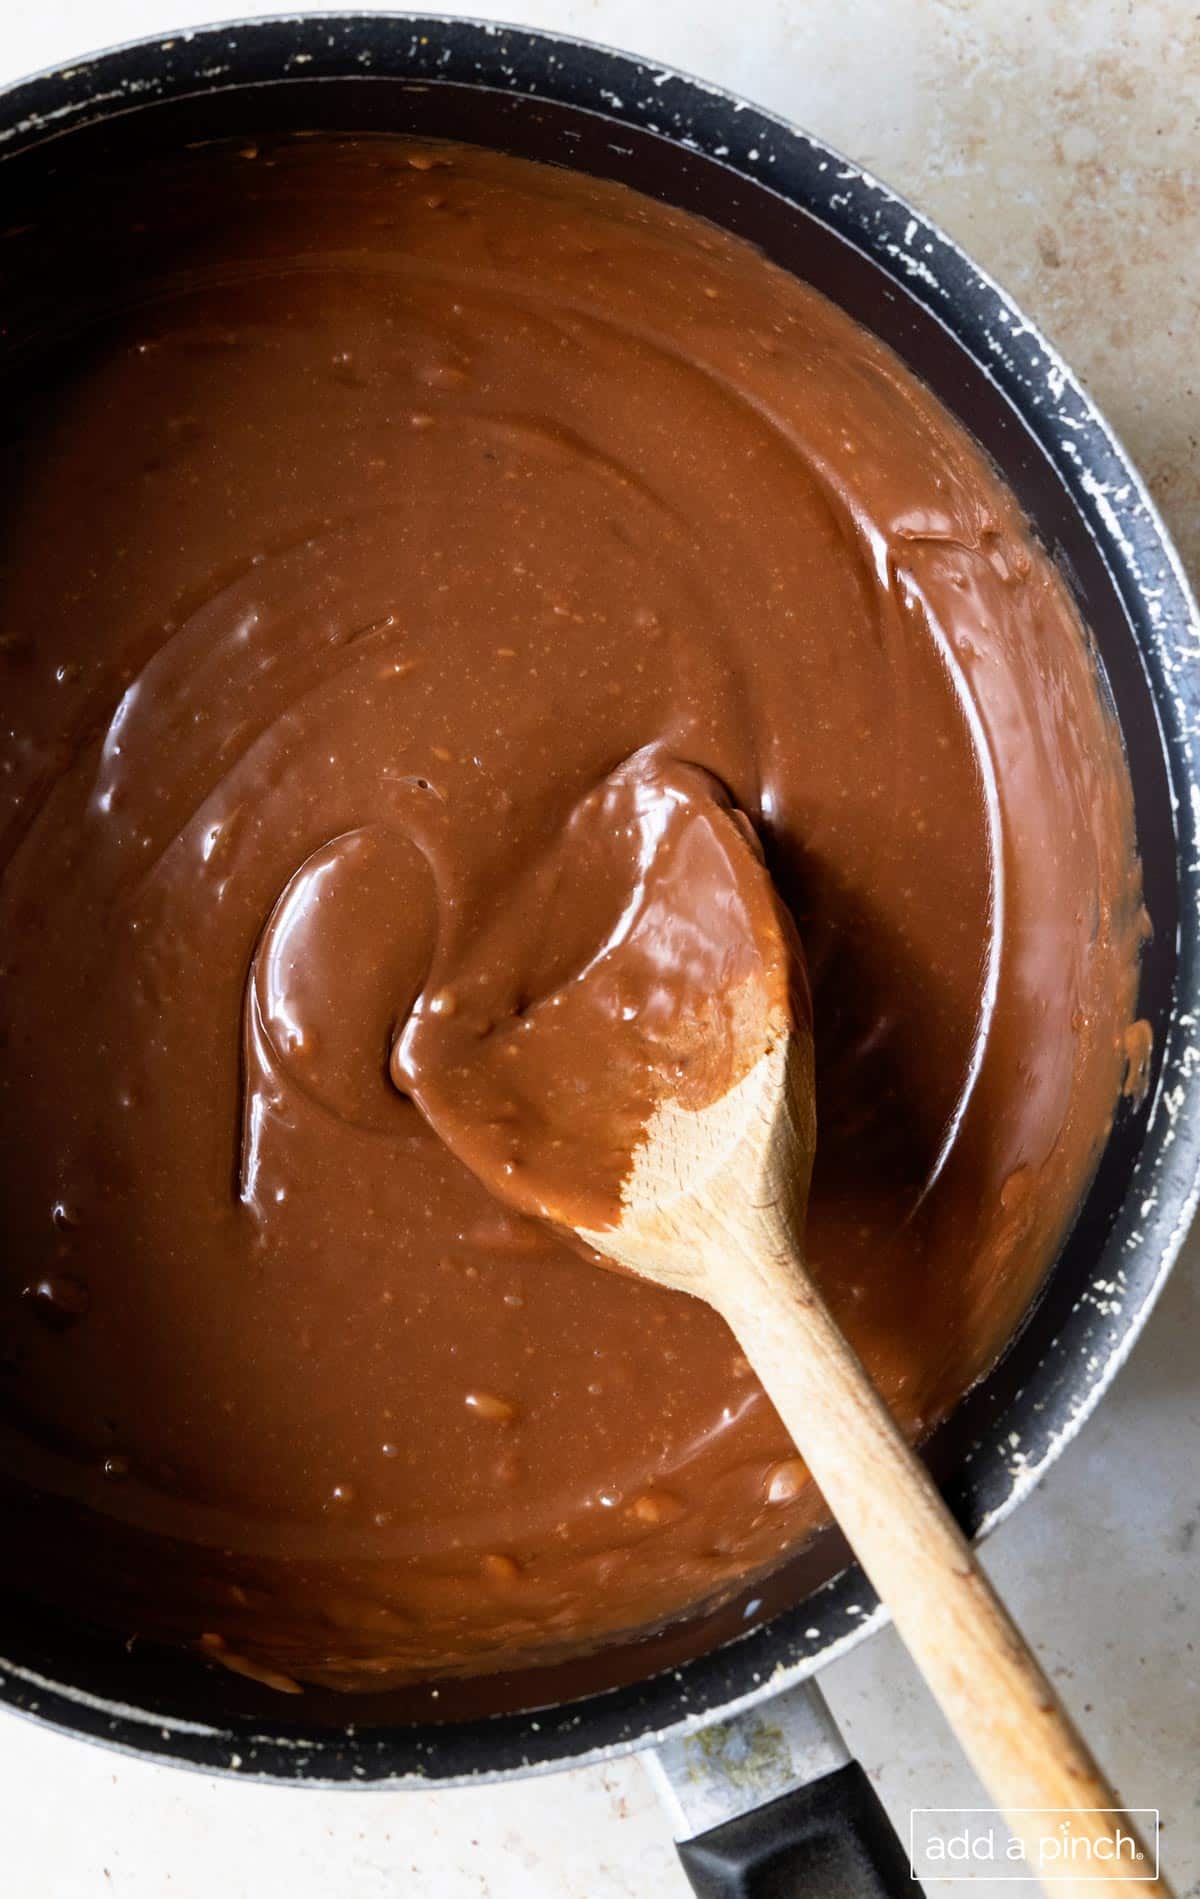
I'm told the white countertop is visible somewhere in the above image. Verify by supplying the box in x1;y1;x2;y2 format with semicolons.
2;4;1197;1894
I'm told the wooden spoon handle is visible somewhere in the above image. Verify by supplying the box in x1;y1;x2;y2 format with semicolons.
714;1252;1169;1899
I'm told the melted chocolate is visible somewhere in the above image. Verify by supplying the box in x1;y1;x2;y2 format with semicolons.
394;749;802;1233
0;135;1144;1692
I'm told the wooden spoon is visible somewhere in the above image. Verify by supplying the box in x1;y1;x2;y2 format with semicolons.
578;992;1166;1895
404;758;1168;1896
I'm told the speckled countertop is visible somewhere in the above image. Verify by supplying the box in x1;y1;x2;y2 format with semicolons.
1;3;1197;1894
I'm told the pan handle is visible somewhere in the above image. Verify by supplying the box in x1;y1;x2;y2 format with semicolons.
644;1678;920;1899
674;1758;915;1898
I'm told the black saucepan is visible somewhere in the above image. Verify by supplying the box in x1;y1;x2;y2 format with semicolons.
1;13;1197;1894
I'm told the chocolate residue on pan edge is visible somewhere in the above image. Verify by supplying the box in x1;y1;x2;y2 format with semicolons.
0;135;1146;1692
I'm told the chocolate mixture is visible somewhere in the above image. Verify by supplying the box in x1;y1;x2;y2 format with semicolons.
395;748;805;1234
0;135;1144;1692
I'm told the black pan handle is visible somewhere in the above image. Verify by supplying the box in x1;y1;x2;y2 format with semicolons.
645;1679;920;1899
676;1758;918;1899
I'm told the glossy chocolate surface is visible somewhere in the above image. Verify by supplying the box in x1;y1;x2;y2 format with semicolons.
0;135;1143;1691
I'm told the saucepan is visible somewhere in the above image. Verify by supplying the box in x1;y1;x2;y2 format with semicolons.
1;15;1198;1896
